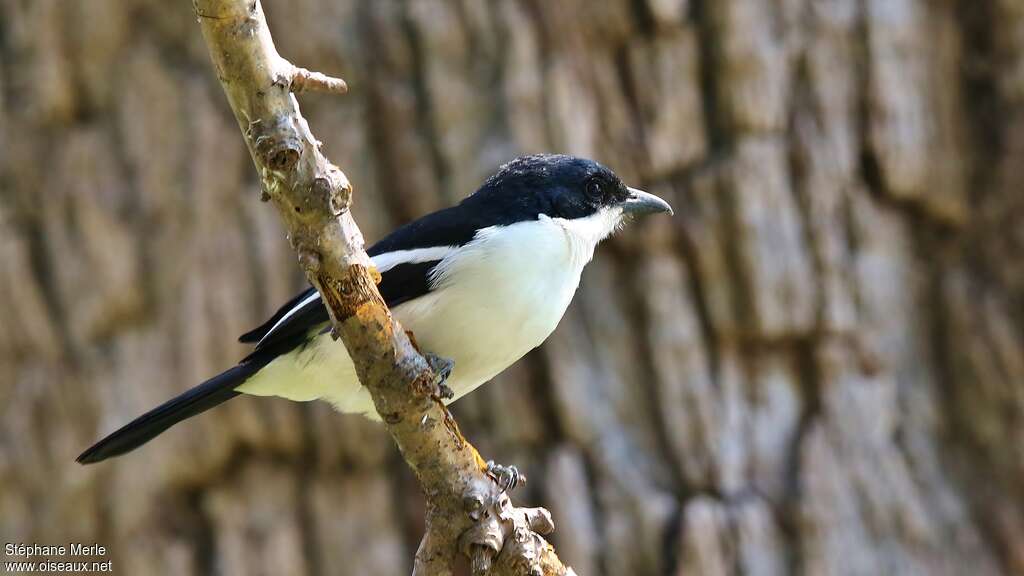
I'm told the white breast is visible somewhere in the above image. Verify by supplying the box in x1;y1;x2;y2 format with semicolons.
239;208;621;417
397;216;591;400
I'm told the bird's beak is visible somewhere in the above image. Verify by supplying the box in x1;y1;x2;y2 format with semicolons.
621;187;673;216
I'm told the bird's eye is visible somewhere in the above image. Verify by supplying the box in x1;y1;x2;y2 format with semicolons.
585;179;602;198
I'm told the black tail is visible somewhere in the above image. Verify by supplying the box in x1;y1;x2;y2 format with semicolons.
77;360;267;464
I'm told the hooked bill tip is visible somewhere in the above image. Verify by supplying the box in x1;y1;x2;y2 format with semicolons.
624;187;673;216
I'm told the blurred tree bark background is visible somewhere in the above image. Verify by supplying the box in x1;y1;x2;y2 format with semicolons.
1;0;1023;574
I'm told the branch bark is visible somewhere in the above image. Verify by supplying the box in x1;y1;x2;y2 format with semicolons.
192;1;573;574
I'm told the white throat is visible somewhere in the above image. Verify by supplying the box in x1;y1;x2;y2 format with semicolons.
544;206;624;267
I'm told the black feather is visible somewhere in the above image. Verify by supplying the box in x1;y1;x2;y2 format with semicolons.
76;357;273;464
377;261;440;308
240;261;444;351
249;292;329;355
238;288;317;343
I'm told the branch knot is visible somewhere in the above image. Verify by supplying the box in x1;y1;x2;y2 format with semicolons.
252;115;302;172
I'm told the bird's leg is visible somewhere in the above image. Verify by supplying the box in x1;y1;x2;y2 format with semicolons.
424;352;455;400
486;460;525;494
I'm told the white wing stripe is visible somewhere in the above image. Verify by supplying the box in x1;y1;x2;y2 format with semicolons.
371;246;456;273
257;246;456;345
259;291;321;345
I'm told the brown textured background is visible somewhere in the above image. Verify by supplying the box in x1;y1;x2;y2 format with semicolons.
2;0;1023;574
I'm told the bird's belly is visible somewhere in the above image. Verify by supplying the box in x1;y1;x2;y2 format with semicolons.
240;273;578;417
239;218;584;417
398;260;580;402
237;281;571;417
236;332;368;412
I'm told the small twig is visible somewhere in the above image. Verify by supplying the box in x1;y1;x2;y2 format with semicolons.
288;65;348;95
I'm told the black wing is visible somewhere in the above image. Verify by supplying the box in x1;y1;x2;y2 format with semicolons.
238;204;485;354
240;260;442;354
238;288;320;343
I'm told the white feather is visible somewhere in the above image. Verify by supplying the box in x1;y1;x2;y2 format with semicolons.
257;291;321;346
371;245;457;273
256;246;456;346
237;207;624;417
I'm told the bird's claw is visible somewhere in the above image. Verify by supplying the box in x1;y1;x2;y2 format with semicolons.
425;353;455;400
486;460;524;494
438;382;455;400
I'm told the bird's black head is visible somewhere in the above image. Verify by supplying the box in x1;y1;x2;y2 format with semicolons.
368;154;672;259
463;154;672;226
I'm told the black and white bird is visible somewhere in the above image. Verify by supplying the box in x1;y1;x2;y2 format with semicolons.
77;154;672;464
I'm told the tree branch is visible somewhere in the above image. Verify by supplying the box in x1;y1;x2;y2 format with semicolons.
191;1;573;574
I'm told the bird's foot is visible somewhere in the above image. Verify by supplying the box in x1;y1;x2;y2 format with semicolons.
438;382;454;401
425;352;455;400
486;460;525;494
